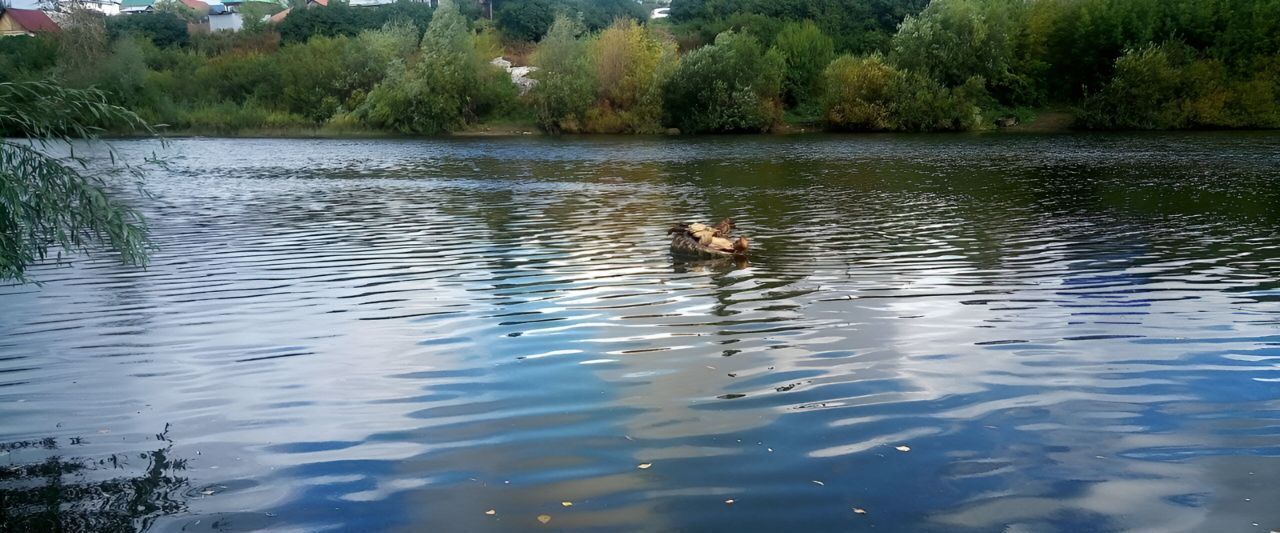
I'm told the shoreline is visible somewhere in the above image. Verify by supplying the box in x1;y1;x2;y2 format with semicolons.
131;111;1280;139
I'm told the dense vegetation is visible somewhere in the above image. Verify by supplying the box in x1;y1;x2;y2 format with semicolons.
2;0;1278;134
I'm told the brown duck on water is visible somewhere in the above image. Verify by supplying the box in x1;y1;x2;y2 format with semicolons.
668;218;750;258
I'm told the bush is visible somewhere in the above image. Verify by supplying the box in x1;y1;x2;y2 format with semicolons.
530;16;594;132
496;0;644;42
585;18;674;133
270;35;389;122
821;55;896;130
360;0;515;133
662;31;782;133
771;20;834;109
193;51;277;104
495;0;556;42
277;0;433;43
1079;44;1280;130
574;0;643;32
107;11;189;48
0;35;60;82
670;0;929;54
890;0;1030;104
822;54;983;132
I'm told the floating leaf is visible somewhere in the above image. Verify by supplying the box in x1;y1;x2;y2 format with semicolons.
637;463;652;469
561;501;573;507
895;445;911;452
537;514;551;524
853;507;867;515
484;509;496;516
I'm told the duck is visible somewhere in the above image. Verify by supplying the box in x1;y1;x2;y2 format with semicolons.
669;218;750;258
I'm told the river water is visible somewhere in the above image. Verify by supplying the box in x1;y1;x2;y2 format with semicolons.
2;133;1279;532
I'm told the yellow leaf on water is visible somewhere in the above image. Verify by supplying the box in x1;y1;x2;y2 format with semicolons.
484;509;496;516
537;514;551;524
637;463;652;469
561;501;573;507
853;507;867;515
895;445;911;452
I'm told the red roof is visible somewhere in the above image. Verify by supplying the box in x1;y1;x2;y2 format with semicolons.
179;0;210;14
268;6;291;23
3;8;61;34
309;0;328;6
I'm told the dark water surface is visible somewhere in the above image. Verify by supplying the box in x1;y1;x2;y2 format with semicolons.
3;133;1280;532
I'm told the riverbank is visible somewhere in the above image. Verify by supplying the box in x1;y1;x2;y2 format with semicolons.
150;110;1092;138
142;109;1280;139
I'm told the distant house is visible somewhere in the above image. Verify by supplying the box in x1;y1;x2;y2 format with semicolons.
120;0;154;13
0;7;61;37
121;0;210;15
71;0;123;16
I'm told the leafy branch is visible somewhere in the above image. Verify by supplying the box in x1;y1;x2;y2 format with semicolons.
0;80;156;283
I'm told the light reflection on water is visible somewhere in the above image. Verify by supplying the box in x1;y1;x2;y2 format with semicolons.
2;133;1279;532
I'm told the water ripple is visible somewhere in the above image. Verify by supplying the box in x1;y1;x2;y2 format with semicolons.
2;133;1279;532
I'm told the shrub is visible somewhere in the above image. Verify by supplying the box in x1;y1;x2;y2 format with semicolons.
193;52;277;104
270;35;388;122
821;55;896;130
0;35;60;82
1079;43;1280;130
771;20;834;109
586;18;674;133
107;11;189;48
662;31;782;133
890;0;1029;104
496;0;644;42
669;0;929;54
360;0;515;133
530;16;594;132
495;0;556;42
277;0;433;43
822;54;983;132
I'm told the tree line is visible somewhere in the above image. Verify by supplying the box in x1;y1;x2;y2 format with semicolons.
2;0;1278;135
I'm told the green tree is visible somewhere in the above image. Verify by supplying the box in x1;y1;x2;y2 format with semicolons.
1079;43;1280;130
530;15;594;132
586;18;675;133
890;0;1029;103
822;53;984;132
0;81;153;282
0;35;60;83
495;0;556;42
662;31;782;133
277;0;433;43
771;20;834;109
106;11;189;48
361;0;514;133
822;54;897;130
